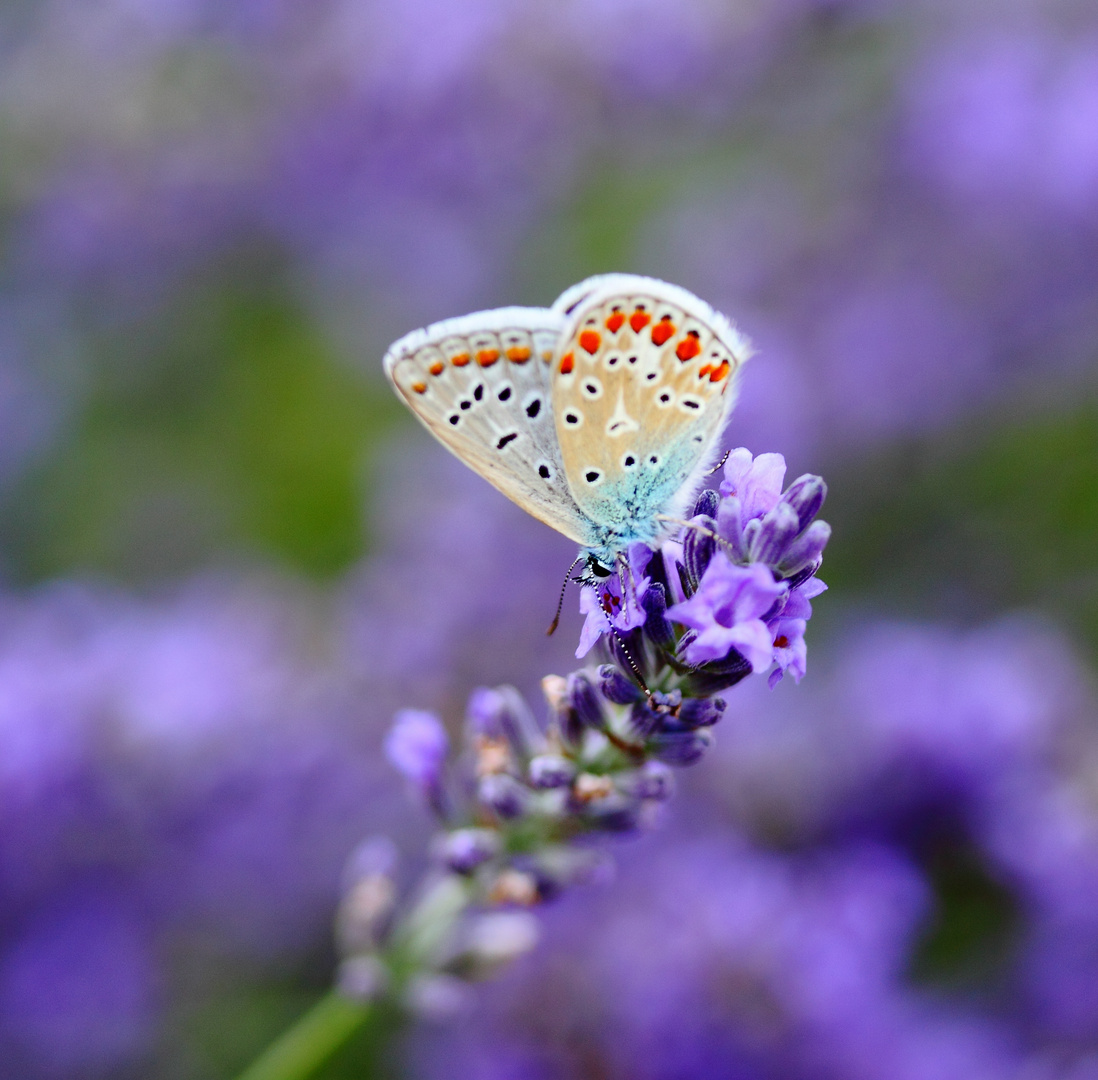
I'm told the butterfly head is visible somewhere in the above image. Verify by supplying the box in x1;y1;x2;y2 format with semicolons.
584;555;615;581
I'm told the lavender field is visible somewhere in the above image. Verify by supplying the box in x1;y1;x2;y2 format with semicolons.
0;1;1096;1077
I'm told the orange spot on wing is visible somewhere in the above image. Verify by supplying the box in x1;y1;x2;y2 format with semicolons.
451;352;470;367
476;349;500;367
629;309;651;332
676;332;701;361
697;363;713;379
506;346;531;363
411;382;427;394
559;351;575;375
605;311;625;333
579;329;601;354
428;360;444;376
651;317;676;347
709;359;731;383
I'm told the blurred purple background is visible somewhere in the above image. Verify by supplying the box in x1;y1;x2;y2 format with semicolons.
0;0;1096;1076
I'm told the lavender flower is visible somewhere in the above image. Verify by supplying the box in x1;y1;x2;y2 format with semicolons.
666;559;787;670
339;452;831;1033
576;448;830;694
385;709;449;794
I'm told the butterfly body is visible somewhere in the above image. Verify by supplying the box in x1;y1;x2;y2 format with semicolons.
384;275;752;569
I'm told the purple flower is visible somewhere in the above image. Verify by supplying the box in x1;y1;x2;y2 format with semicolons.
576;543;652;659
719;447;787;517
768;617;807;687
713;449;830;578
666;556;787;670
438;828;501;875
385;709;449;792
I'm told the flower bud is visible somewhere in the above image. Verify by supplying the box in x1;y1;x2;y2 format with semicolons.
572;772;614;803
528;754;576;789
651;728;713;765
463;911;540;971
716;496;746;561
749;500;800;565
778;520;831;577
567;671;605;730
477;774;529;819
488;868;540;906
684;514;717;585
541;674;568;711
543;674;583;748
466;685;539;757
438;827;501;874
628;698;661;737
337;955;389;1002
336;873;397;954
618;760;675;801
781;474;827;531
692;488;721;518
474;734;512;777
385;710;448;791
405;974;472;1019
678;696;726;729
341;836;397;890
598;664;643;705
642;582;676;650
586;797;642;833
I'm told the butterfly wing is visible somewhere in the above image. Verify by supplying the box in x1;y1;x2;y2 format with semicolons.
549;274;752;546
384;307;597;546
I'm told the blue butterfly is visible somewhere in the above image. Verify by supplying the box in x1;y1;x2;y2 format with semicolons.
384;274;752;575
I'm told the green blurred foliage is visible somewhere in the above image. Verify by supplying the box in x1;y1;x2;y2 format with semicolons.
823;391;1098;660
0;254;405;583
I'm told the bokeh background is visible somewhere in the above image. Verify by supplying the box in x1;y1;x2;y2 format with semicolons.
1;0;1097;1076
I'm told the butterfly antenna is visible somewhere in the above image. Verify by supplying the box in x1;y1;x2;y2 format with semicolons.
704;449;732;477
547;554;587;636
609;624;650;697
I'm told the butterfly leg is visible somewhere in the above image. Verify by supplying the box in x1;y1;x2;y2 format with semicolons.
655;514;738;559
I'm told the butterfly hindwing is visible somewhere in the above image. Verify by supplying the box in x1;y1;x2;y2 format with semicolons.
384;307;597;546
550;275;751;545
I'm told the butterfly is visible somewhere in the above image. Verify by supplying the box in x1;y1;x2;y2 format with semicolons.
383;273;752;576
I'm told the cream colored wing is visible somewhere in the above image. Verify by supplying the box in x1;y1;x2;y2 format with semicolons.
384;307;596;546
549;275;752;533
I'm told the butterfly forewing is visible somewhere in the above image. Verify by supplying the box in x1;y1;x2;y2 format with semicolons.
550;275;750;541
384;307;596;546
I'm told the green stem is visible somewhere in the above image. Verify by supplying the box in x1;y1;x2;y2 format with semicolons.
233;990;369;1080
